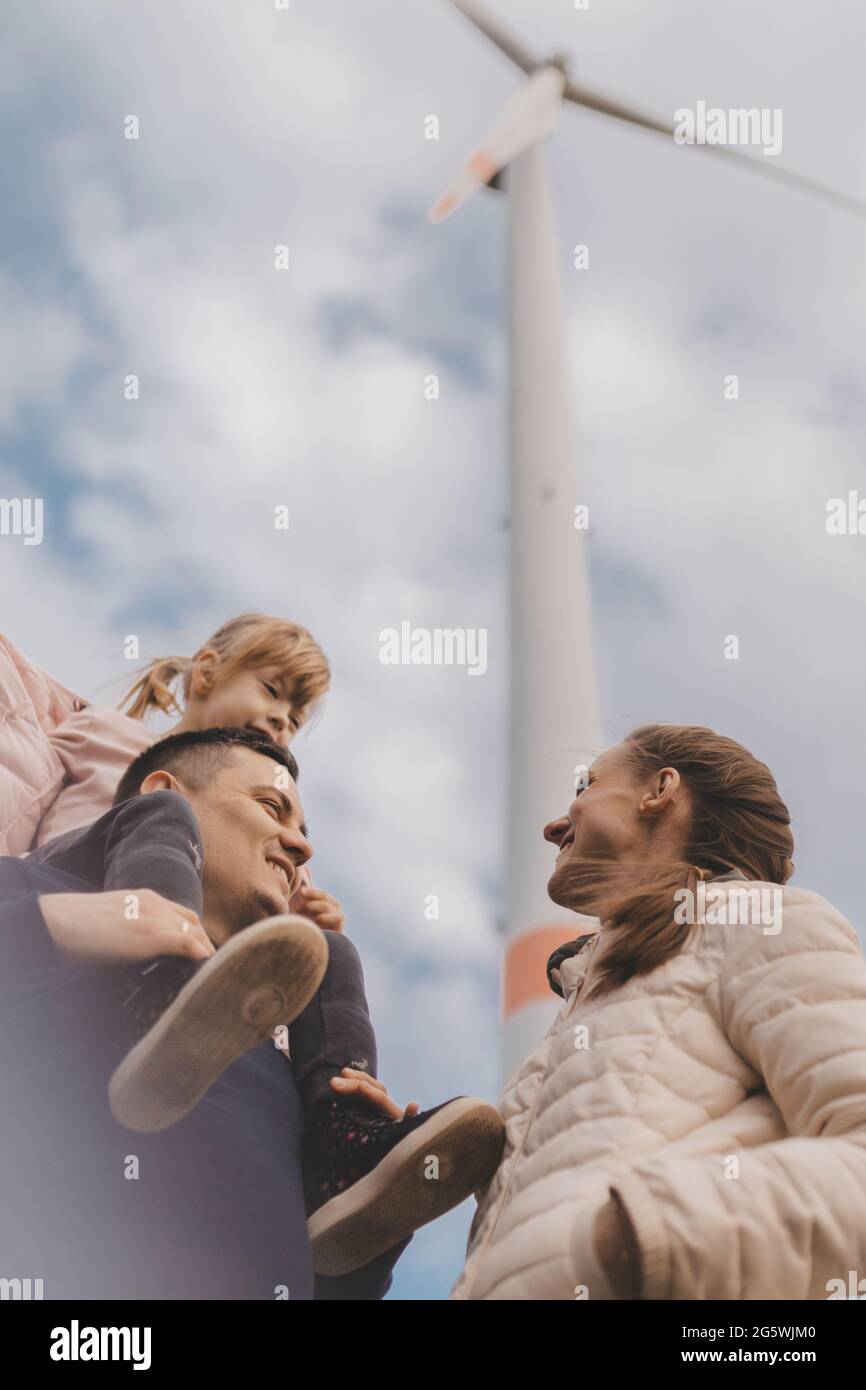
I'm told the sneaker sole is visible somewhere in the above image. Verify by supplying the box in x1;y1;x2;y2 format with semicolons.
108;915;328;1133
308;1097;505;1276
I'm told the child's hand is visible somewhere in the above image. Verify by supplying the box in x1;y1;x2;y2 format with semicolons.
290;883;345;932
330;1066;420;1120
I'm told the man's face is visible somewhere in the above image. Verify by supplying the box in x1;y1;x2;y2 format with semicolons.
182;745;313;942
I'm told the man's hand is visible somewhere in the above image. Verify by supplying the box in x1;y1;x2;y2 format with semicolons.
38;889;215;966
593;1195;642;1298
290;883;345;932
330;1066;420;1120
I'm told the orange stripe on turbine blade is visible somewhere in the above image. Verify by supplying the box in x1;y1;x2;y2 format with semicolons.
503;923;597;1019
468;150;497;182
430;191;458;223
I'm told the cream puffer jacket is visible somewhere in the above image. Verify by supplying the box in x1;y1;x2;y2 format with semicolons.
452;876;866;1300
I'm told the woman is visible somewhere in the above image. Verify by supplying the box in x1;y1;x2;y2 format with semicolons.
453;722;866;1300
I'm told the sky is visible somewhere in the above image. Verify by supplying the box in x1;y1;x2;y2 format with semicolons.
1;0;865;1299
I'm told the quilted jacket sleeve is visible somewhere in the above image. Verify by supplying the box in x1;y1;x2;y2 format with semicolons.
0;634;82;855
612;888;866;1299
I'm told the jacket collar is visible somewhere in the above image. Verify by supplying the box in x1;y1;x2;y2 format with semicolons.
545;867;750;998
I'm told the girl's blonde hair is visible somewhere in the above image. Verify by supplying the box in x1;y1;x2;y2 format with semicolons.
557;723;795;999
119;612;331;723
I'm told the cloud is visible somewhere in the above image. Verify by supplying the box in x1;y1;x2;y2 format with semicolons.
2;0;866;1298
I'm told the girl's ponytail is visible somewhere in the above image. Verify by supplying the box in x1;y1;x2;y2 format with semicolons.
120;656;194;720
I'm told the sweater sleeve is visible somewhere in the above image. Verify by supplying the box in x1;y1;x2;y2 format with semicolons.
611;889;866;1299
0;883;61;997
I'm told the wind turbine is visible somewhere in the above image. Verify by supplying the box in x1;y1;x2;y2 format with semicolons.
430;0;866;1077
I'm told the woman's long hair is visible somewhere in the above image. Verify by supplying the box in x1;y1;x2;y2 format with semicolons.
565;723;795;999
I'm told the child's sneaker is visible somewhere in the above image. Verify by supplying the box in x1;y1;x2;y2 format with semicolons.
108;915;328;1133
305;1095;505;1275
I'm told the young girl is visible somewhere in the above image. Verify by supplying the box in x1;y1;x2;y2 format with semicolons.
0;612;341;928
453;723;866;1301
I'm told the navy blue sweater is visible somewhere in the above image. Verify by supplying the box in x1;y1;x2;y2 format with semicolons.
0;861;395;1300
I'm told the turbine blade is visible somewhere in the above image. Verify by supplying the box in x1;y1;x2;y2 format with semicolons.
430;67;565;223
447;0;541;75
563;80;676;138
564;80;866;221
698;142;866;221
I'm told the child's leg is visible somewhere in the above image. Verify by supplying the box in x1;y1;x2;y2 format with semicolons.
97;792;208;1039
102;789;205;916
289;931;377;1111
297;935;505;1278
30;790;206;1039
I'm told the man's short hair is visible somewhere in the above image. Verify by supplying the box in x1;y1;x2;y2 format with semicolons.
113;726;298;806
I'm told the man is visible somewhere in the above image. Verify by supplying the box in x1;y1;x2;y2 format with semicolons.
0;726;503;1298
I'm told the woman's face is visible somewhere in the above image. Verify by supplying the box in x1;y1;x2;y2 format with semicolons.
544;743;686;909
186;656;304;748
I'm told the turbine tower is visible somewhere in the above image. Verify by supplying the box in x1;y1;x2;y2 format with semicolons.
430;0;866;1077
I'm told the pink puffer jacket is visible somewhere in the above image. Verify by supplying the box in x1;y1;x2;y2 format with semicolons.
0;634;83;855
0;634;159;853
